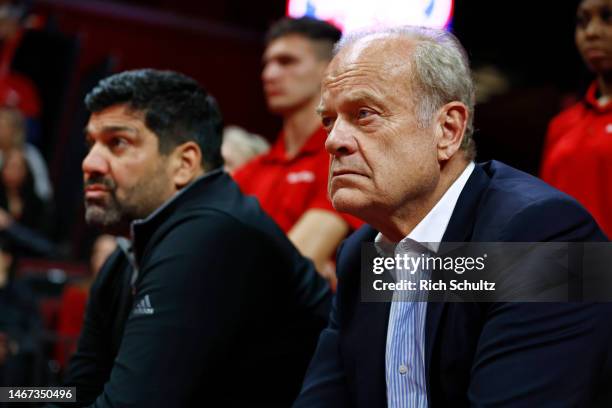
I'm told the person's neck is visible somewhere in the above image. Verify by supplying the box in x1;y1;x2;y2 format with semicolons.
282;98;321;159
373;156;470;242
597;73;612;103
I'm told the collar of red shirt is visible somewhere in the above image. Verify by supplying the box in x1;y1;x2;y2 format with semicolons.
585;81;612;113
263;126;328;163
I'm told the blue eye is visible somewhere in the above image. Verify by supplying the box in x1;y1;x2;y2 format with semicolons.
357;109;373;119
321;116;334;130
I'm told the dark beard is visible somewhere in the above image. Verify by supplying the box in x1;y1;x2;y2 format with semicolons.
84;176;129;233
83;169;171;234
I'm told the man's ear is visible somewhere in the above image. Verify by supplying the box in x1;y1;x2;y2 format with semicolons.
435;101;469;161
170;141;203;189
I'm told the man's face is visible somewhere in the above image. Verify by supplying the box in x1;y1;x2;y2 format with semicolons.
82;104;176;229
320;35;440;224
576;0;612;74
262;34;328;115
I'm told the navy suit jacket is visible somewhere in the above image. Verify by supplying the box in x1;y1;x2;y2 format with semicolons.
295;161;612;407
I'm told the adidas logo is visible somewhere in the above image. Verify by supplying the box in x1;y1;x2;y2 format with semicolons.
132;294;154;316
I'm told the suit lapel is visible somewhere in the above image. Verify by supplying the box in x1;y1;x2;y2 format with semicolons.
425;163;491;398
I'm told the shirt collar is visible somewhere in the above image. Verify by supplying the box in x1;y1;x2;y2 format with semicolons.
585;81;612;113
130;168;223;238
375;162;475;253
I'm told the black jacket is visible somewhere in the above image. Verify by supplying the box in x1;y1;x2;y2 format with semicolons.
64;170;331;407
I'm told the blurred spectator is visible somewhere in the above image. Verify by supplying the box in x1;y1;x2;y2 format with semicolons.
221;125;269;172
541;0;612;237
0;1;42;145
0;106;52;201
54;235;116;370
232;17;362;284
0;238;42;387
0;148;55;257
472;64;511;104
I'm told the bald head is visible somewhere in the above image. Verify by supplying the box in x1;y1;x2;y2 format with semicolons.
330;27;476;159
324;33;419;106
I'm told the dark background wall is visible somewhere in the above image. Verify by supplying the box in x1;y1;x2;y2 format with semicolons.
24;0;590;253
33;0;589;146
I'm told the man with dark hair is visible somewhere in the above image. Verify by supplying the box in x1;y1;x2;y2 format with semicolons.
62;69;330;407
233;17;361;286
265;16;342;60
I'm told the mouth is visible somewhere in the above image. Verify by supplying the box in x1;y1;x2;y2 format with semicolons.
84;184;111;200
264;87;283;97
584;48;608;59
332;169;365;178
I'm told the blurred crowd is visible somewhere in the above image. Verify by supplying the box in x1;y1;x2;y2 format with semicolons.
0;0;610;405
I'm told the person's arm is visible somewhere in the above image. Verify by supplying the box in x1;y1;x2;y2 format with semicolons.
293;292;349;408
469;197;612;405
84;216;267;407
23;143;53;201
468;302;612;406
60;251;128;407
0;210;56;257
288;209;349;282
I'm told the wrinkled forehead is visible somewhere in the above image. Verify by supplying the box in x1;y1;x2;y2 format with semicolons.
324;33;416;86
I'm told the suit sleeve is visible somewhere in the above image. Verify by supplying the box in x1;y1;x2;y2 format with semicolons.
468;197;612;406
293;293;350;408
294;241;350;408
468;301;612;406
86;216;262;407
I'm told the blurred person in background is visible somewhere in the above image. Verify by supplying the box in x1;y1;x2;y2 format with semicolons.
541;0;612;238
54;235;116;370
0;147;54;257
0;238;42;390
233;17;362;286
221;125;269;172
0;106;51;202
0;0;42;146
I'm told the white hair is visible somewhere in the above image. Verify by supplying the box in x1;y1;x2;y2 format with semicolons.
335;26;476;158
222;126;270;171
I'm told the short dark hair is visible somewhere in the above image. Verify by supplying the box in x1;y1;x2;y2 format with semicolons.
265;17;342;60
85;69;224;171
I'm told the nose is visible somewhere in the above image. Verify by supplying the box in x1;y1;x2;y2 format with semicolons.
262;61;280;84
584;16;603;38
325;118;357;157
82;144;109;178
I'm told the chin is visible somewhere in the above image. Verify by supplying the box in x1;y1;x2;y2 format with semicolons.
266;99;291;114
330;189;368;218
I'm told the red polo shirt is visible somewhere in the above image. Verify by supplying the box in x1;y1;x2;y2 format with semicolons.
541;82;612;238
233;127;362;233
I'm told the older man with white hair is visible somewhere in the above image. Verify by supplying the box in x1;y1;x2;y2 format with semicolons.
294;26;612;407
